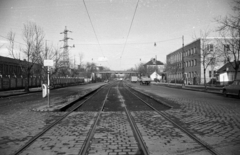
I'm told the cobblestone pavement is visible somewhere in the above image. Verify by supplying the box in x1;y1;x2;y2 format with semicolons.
131;83;240;155
132;111;211;155
20;112;96;155
0;84;104;155
162;97;240;155
88;112;141;155
0;110;65;155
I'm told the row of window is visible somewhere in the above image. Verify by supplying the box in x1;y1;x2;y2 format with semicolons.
184;47;196;57
0;64;22;76
170;59;197;70
168;47;197;64
209;71;217;78
185;59;197;67
168;71;198;79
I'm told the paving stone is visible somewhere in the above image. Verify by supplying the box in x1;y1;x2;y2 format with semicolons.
87;112;140;154
19;112;96;155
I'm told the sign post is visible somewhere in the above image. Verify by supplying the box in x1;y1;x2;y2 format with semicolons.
44;60;53;107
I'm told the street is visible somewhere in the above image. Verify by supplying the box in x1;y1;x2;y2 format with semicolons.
0;82;239;155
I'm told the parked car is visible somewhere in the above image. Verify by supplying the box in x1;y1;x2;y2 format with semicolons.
139;76;151;85
222;80;240;98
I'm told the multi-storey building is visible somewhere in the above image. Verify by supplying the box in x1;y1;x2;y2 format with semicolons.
166;38;225;85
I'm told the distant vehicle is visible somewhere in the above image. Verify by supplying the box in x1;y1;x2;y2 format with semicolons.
131;76;138;83
104;80;109;83
139;76;151;85
222;79;240;98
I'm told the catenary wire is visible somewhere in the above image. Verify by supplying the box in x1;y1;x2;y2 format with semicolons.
120;0;139;59
82;0;111;68
74;37;182;45
0;34;25;46
119;0;139;70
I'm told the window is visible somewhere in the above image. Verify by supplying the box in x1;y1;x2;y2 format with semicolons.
233;81;238;85
207;44;214;51
0;64;3;74
209;71;212;78
193;47;196;54
224;44;230;52
190;49;193;55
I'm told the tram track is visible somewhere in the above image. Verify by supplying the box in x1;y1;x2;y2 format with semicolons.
78;85;112;155
123;82;222;155
13;84;110;155
13;81;223;155
116;84;150;155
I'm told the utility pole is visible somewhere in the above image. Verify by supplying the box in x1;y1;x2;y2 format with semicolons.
60;26;74;68
182;35;185;86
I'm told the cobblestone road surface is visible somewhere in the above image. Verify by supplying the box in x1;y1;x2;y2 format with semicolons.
1;82;240;155
88;112;141;155
0;83;104;155
130;83;240;155
20;112;96;155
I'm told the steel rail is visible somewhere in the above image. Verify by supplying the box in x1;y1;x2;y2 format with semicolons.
117;83;150;155
78;84;112;155
123;83;222;155
13;84;107;155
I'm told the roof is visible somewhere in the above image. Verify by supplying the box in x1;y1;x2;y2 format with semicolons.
144;59;164;66
217;61;240;73
0;56;21;65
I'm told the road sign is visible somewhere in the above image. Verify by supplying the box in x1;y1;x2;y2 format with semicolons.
44;60;54;66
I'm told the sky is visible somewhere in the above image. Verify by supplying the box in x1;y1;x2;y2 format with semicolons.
0;0;235;70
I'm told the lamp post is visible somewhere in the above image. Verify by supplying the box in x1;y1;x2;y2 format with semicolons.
182;36;185;86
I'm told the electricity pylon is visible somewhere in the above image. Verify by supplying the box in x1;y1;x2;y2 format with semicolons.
60;26;75;68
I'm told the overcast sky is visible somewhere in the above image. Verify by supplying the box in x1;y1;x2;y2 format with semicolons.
0;0;234;70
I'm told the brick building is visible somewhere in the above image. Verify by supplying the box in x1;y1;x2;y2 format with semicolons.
166;38;225;85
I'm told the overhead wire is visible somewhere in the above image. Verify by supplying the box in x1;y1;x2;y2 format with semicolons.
118;0;139;70
74;37;182;45
120;0;139;59
0;34;26;46
82;0;111;68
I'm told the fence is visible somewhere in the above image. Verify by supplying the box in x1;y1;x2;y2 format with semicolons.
168;77;237;86
0;77;85;91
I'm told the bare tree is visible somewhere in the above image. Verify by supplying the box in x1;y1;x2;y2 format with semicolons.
20;22;45;92
135;62;147;76
215;0;240;80
165;62;181;83
37;42;63;84
198;31;221;89
7;31;19;59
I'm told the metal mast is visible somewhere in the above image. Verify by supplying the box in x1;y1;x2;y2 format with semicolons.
60;26;74;68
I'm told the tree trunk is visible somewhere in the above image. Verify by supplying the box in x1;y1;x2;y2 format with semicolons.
234;66;239;80
24;71;30;92
204;68;207;90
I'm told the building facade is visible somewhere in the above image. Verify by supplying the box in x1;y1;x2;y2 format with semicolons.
166;38;224;85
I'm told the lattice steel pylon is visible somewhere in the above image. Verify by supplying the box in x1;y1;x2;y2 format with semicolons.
60;26;74;68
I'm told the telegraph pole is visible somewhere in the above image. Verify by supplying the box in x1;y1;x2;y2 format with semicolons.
60;26;74;68
182;35;185;86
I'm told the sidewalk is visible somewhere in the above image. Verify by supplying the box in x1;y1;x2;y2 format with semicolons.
0;87;42;98
152;82;223;94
